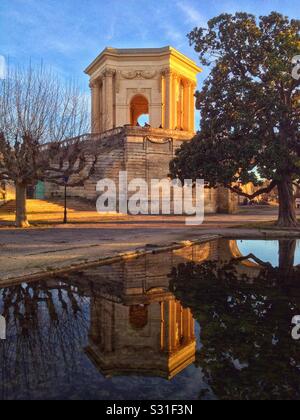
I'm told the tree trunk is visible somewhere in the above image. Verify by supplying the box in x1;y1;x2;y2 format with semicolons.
15;182;30;228
279;240;296;275
277;177;298;228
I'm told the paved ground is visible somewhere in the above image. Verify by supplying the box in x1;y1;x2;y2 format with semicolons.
0;199;283;226
0;205;299;284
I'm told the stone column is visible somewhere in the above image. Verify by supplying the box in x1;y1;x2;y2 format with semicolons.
183;79;191;131
190;309;195;339
176;302;183;342
189;82;196;132
164;69;174;129
90;79;101;134
161;299;177;353
172;73;178;130
170;300;178;351
160;301;165;351
179;81;184;130
183;308;194;343
99;81;103;133
161;73;165;128
103;68;116;131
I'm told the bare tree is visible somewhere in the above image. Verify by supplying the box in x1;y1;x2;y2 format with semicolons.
0;63;95;227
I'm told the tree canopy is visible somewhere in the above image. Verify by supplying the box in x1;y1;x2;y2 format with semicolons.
170;240;300;400
170;12;300;227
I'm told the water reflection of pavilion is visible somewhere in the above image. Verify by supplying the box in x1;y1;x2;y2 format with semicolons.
0;238;269;399
73;239;261;380
86;297;195;379
81;242;218;380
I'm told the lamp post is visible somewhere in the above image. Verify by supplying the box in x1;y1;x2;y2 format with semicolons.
63;175;69;224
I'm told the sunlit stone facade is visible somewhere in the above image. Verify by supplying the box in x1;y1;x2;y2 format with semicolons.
85;46;199;133
45;47;237;214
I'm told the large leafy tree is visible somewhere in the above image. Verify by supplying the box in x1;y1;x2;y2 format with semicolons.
170;12;300;227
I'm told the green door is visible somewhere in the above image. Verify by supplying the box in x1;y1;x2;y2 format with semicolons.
35;181;45;199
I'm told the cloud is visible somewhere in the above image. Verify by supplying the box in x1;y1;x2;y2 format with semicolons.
161;23;185;43
176;1;208;27
105;17;117;41
0;56;6;79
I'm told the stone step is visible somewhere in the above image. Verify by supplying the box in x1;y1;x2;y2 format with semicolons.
0;198;96;214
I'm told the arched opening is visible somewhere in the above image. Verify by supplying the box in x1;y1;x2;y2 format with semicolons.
129;305;148;330
137;114;150;126
130;95;149;126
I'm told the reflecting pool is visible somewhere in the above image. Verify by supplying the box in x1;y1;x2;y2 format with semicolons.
1;239;300;400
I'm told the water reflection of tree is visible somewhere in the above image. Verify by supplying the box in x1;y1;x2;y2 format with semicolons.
0;280;90;400
170;240;300;400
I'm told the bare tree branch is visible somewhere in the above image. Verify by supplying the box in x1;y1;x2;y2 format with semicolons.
0;63;92;227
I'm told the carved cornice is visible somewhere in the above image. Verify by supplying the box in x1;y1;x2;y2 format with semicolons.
143;136;173;152
161;68;176;77
103;68;116;77
144;136;173;145
144;136;173;144
89;78;102;89
161;70;197;89
142;70;157;79
181;78;192;88
121;70;157;80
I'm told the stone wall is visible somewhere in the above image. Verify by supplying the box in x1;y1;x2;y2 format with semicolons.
45;130;125;201
217;185;238;214
0;181;15;206
45;126;236;214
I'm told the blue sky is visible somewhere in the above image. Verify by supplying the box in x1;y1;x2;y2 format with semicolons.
0;0;299;126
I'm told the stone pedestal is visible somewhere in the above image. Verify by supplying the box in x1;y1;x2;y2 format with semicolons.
44;126;240;214
217;185;238;214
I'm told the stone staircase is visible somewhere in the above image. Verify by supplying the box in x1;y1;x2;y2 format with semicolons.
52;197;96;211
0;198;96;214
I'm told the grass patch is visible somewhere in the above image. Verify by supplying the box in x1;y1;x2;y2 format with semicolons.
233;219;300;231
